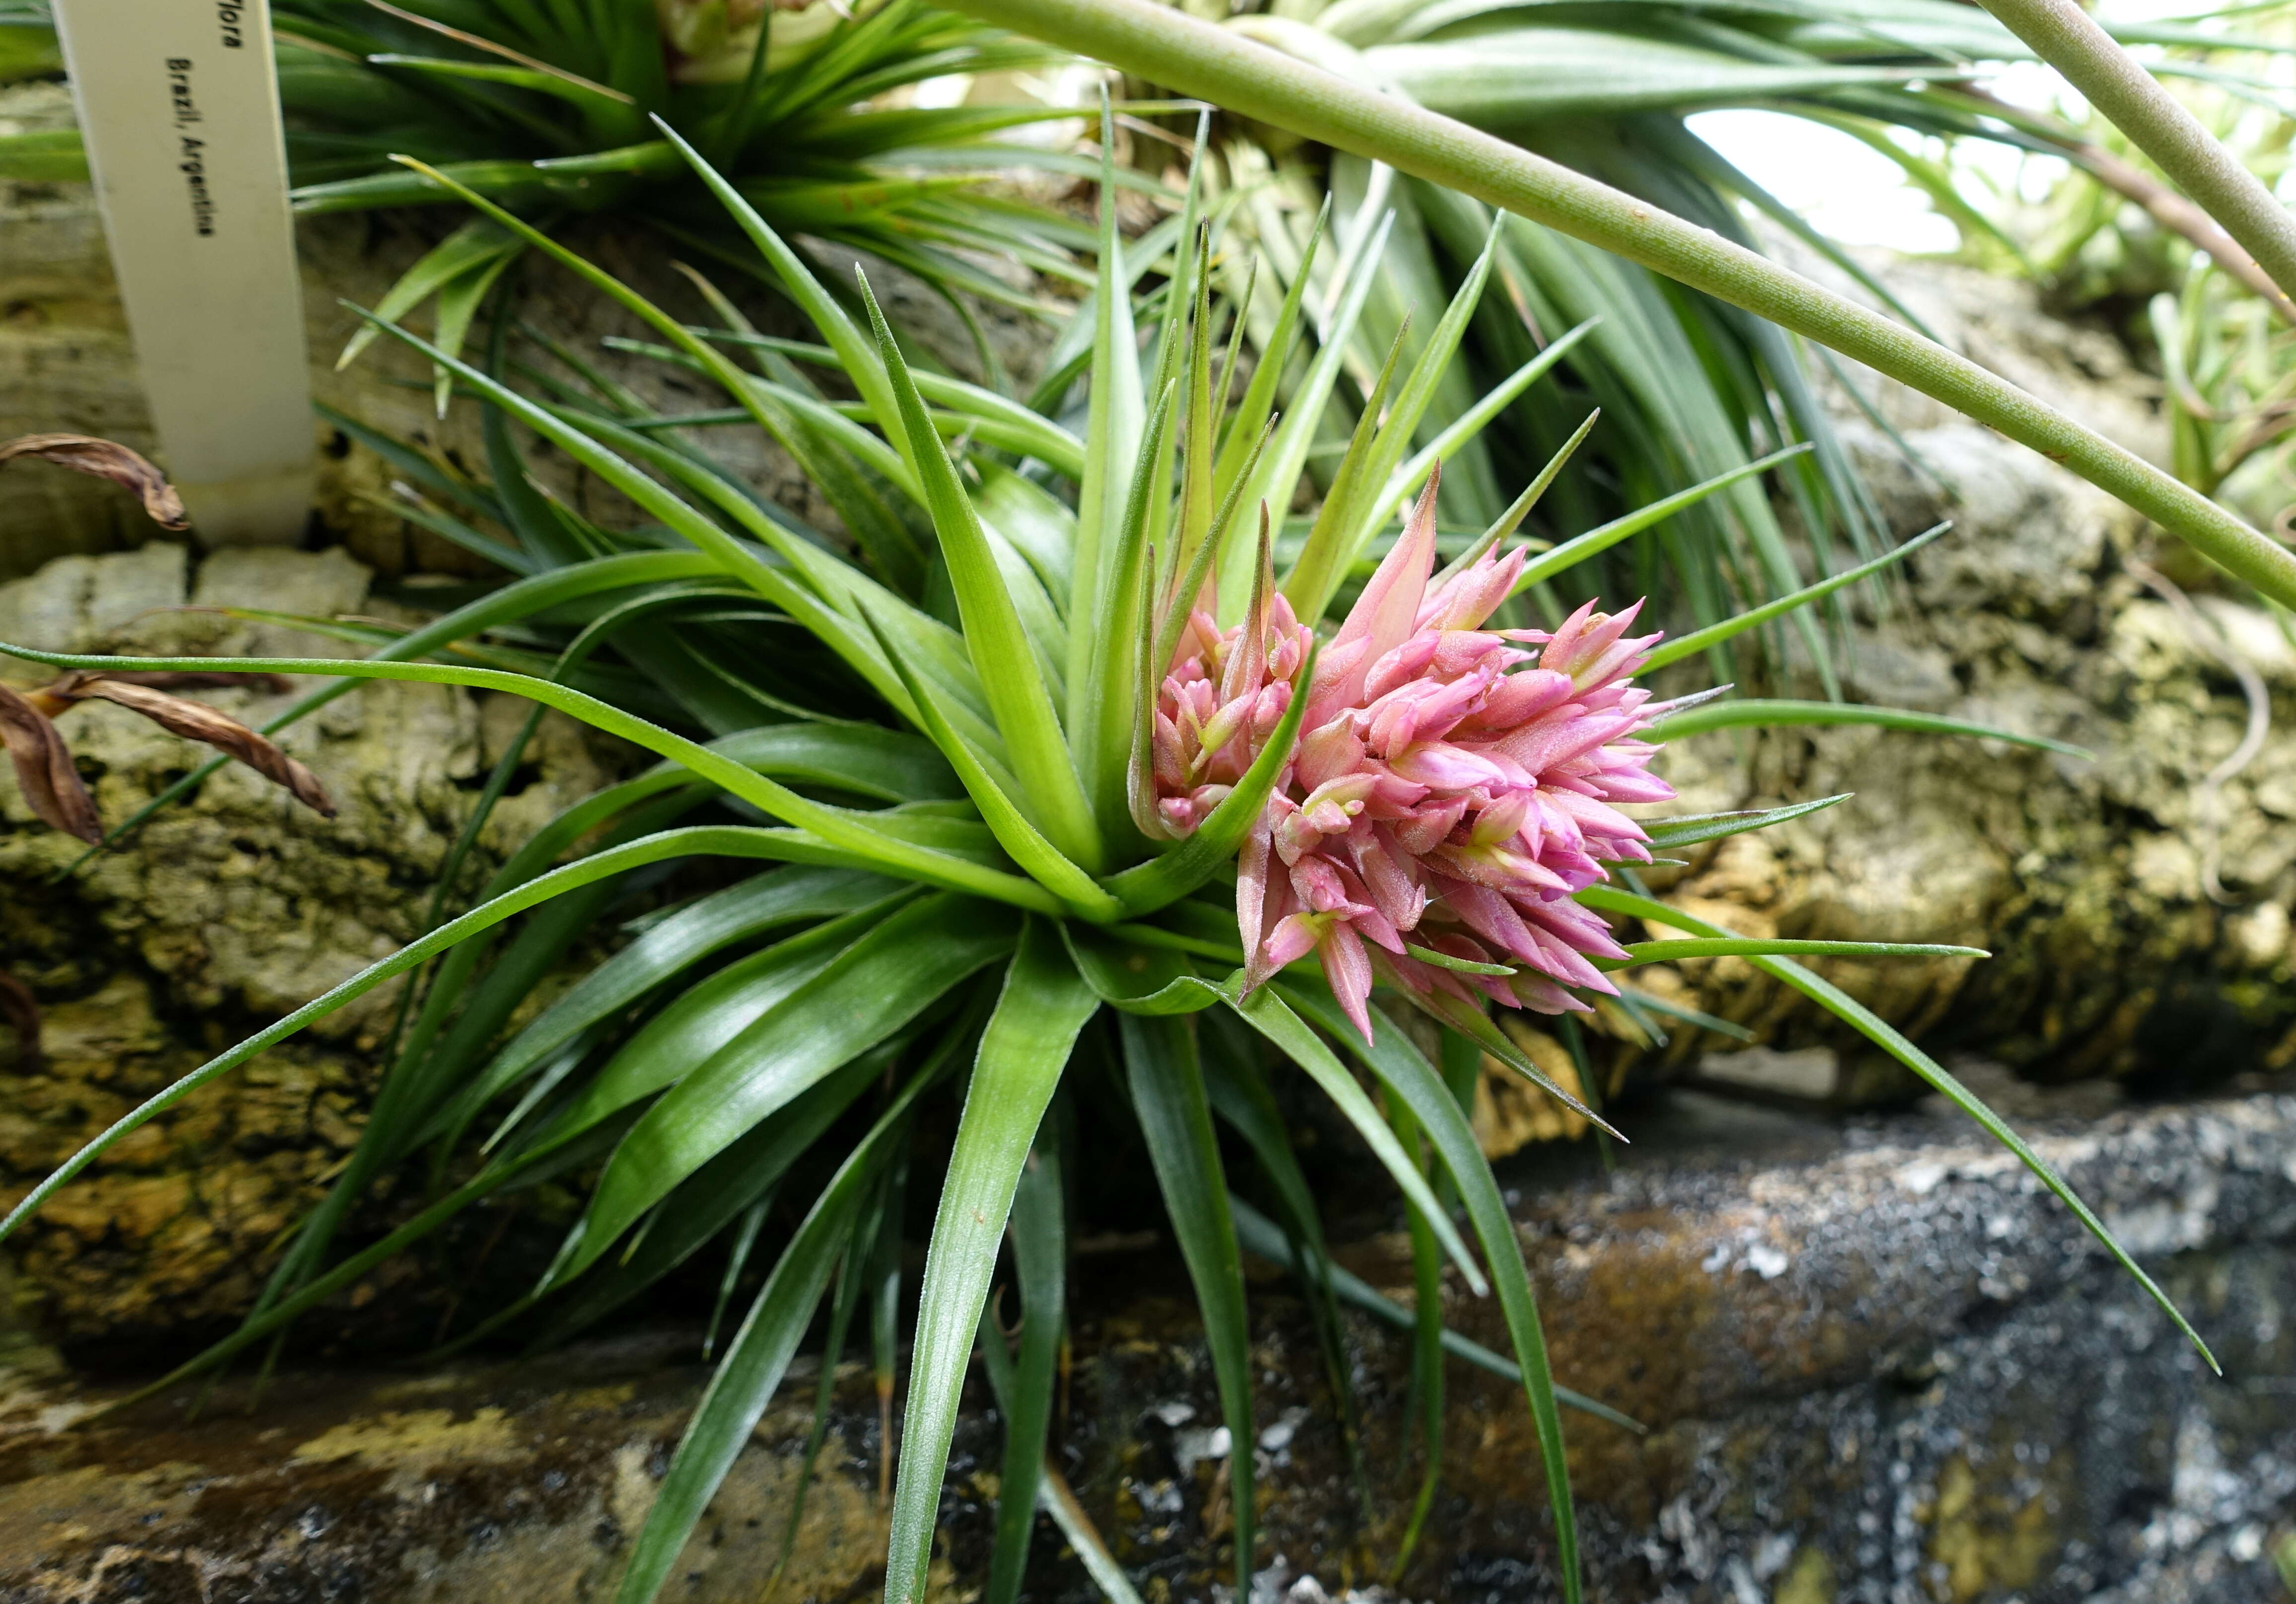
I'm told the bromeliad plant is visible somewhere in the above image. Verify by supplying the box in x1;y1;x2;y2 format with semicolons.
0;121;2215;1604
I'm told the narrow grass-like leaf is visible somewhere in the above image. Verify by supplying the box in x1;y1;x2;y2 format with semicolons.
111;1117;631;1412
1608;938;1986;965
1618;985;1754;1043
607;1073;935;1604
1228;210;1396;618
520;1051;896;1350
455;868;906;1128
1280;982;1584;1603
1576;885;2217;1371
371;310;981;748
885;919;1100;1604
534;906;902;1155
1381;317;1599;526
1402;944;1515;976
1123;1014;1257;1589
1069;93;1148;714
1657;698;2093;758
387;158;905;555
364;485;532;574
1317;220;1502;602
1079;380;1180;845
1280;319;1411;625
61;549;726;866
1037;1469;1149;1604
649;117;911;481
699;331;1087;476
702;1197;771;1362
521;403;995;748
767;1220;867;1574
1217;979;1484;1291
0;823;892;1250
984;1137;1065;1604
0;641;1066;913
1389;1092;1446;1579
1640;794;1851;851
858;273;1106;872
337;216;521;371
870;1144;908;1509
1061;924;1220;1015
1174;225;1220;576
1429;409;1599;588
1214;197;1328;510
1394;987;1621;1138
1200;1037;1365;1485
1150;432;1278;696
1512;442;1816;592
860;606;1123;923
561;894;1021;1283
1642;522;1951;671
1228;1197;1641;1432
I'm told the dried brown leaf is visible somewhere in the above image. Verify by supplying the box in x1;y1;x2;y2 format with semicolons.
46;668;296;697
0;682;101;842
0;972;41;1075
0;434;188;529
69;679;336;818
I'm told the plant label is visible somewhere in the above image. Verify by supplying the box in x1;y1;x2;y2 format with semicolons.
54;0;312;545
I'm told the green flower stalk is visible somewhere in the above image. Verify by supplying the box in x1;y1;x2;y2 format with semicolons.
0;115;2214;1604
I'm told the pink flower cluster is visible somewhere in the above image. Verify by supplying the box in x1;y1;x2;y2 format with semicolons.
1149;476;1675;1040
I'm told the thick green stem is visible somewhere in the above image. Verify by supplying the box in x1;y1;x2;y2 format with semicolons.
939;0;2296;609
1971;0;2296;316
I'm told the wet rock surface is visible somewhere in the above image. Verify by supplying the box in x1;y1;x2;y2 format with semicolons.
0;1088;2287;1603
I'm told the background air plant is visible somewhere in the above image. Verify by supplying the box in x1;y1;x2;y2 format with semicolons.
0;0;1101;390
0;122;2212;1604
1975;9;2296;535
1108;0;2296;650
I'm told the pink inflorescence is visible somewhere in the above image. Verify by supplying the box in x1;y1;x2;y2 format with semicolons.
1149;476;1676;1041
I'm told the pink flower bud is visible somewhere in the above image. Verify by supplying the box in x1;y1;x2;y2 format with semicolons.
1148;467;1688;1042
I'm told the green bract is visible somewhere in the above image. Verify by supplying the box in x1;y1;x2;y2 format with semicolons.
0;115;2211;1604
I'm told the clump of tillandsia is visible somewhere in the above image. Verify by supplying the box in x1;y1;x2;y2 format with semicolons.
0;119;2216;1604
0;0;1094;417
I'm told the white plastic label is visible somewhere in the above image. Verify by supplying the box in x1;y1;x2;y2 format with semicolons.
55;0;313;545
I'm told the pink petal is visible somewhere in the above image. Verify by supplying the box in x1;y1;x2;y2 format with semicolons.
1390;796;1468;857
1469;668;1575;729
1329;471;1442;707
1543;786;1646;844
1296;717;1366;793
1302;636;1372;730
1423;547;1526;632
1264;910;1326;969
1348;825;1429;933
1318;922;1377;1042
1237;813;1278;970
1509;973;1591;1015
1362;632;1441;703
1390;742;1507;790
